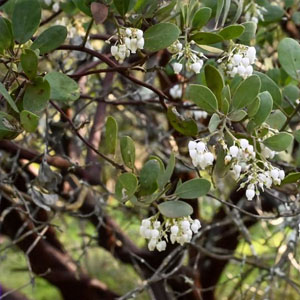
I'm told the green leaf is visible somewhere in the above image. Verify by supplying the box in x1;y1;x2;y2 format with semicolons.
229;110;247;122
188;84;218;113
144;23;180;52
105;116;118;155
278;38;300;80
238;21;256;45
0;112;22;140
191;32;223;45
114;0;130;16
20;110;39;132
139;160;160;196
167;107;198;136
192;7;212;29
219;24;244;40
120;136;135;169
158;152;175;189
158;200;193;218
281;172;300;185
292;12;300;25
263;132;293;152
205;64;224;107
266;110;287;130
215;0;224;26
45;72;80;102
21;49;38;80
0;17;13;52
23;77;50;113
232;75;261;110
72;0;92;16
0;82;19;113
221;85;231;114
254;71;282;106
31;25;67;54
294;130;300;143
208;113;221;132
262;4;284;23
247;97;260;117
12;0;41;44
252;91;273;127
175;178;211;199
115;173;138;202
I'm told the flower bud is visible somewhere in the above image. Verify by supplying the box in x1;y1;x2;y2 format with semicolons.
233;54;242;65
188;141;197;151
173;63;183;74
171;225;179;235
196;142;206;153
229;145;239;157
111;45;118;56
156;240;167;252
137;38;144;49
246;189;255;200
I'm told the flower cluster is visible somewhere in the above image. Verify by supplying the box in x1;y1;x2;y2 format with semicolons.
140;215;201;251
110;28;144;63
188;140;215;170
223;138;285;200
226;46;256;78
169;40;204;75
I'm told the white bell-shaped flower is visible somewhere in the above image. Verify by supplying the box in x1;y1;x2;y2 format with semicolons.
173;62;183;74
246;188;255;200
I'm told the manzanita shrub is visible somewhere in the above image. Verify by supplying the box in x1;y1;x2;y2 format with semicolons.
1;0;300;299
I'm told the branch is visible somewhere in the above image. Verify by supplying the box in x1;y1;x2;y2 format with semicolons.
57;45;169;110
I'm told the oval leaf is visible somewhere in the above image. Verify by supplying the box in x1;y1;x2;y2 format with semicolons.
12;0;41;44
158;200;193;218
187;84;218;113
252;91;273;127
21;49;38;80
278;38;300;80
281;172;300;185
105;116;118;155
0;17;13;52
23;77;50;113
254;71;282;106
120;136;135;169
175;178;211;199
232;75;261;110
115;173;138;202
139;160;160;196
205;64;224;107
20;110;39;132
191;32;223;45
45;72;80;102
192;7;212;29
219;24;244;40
144;23;180;52
31;25;67;54
263;132;293;152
